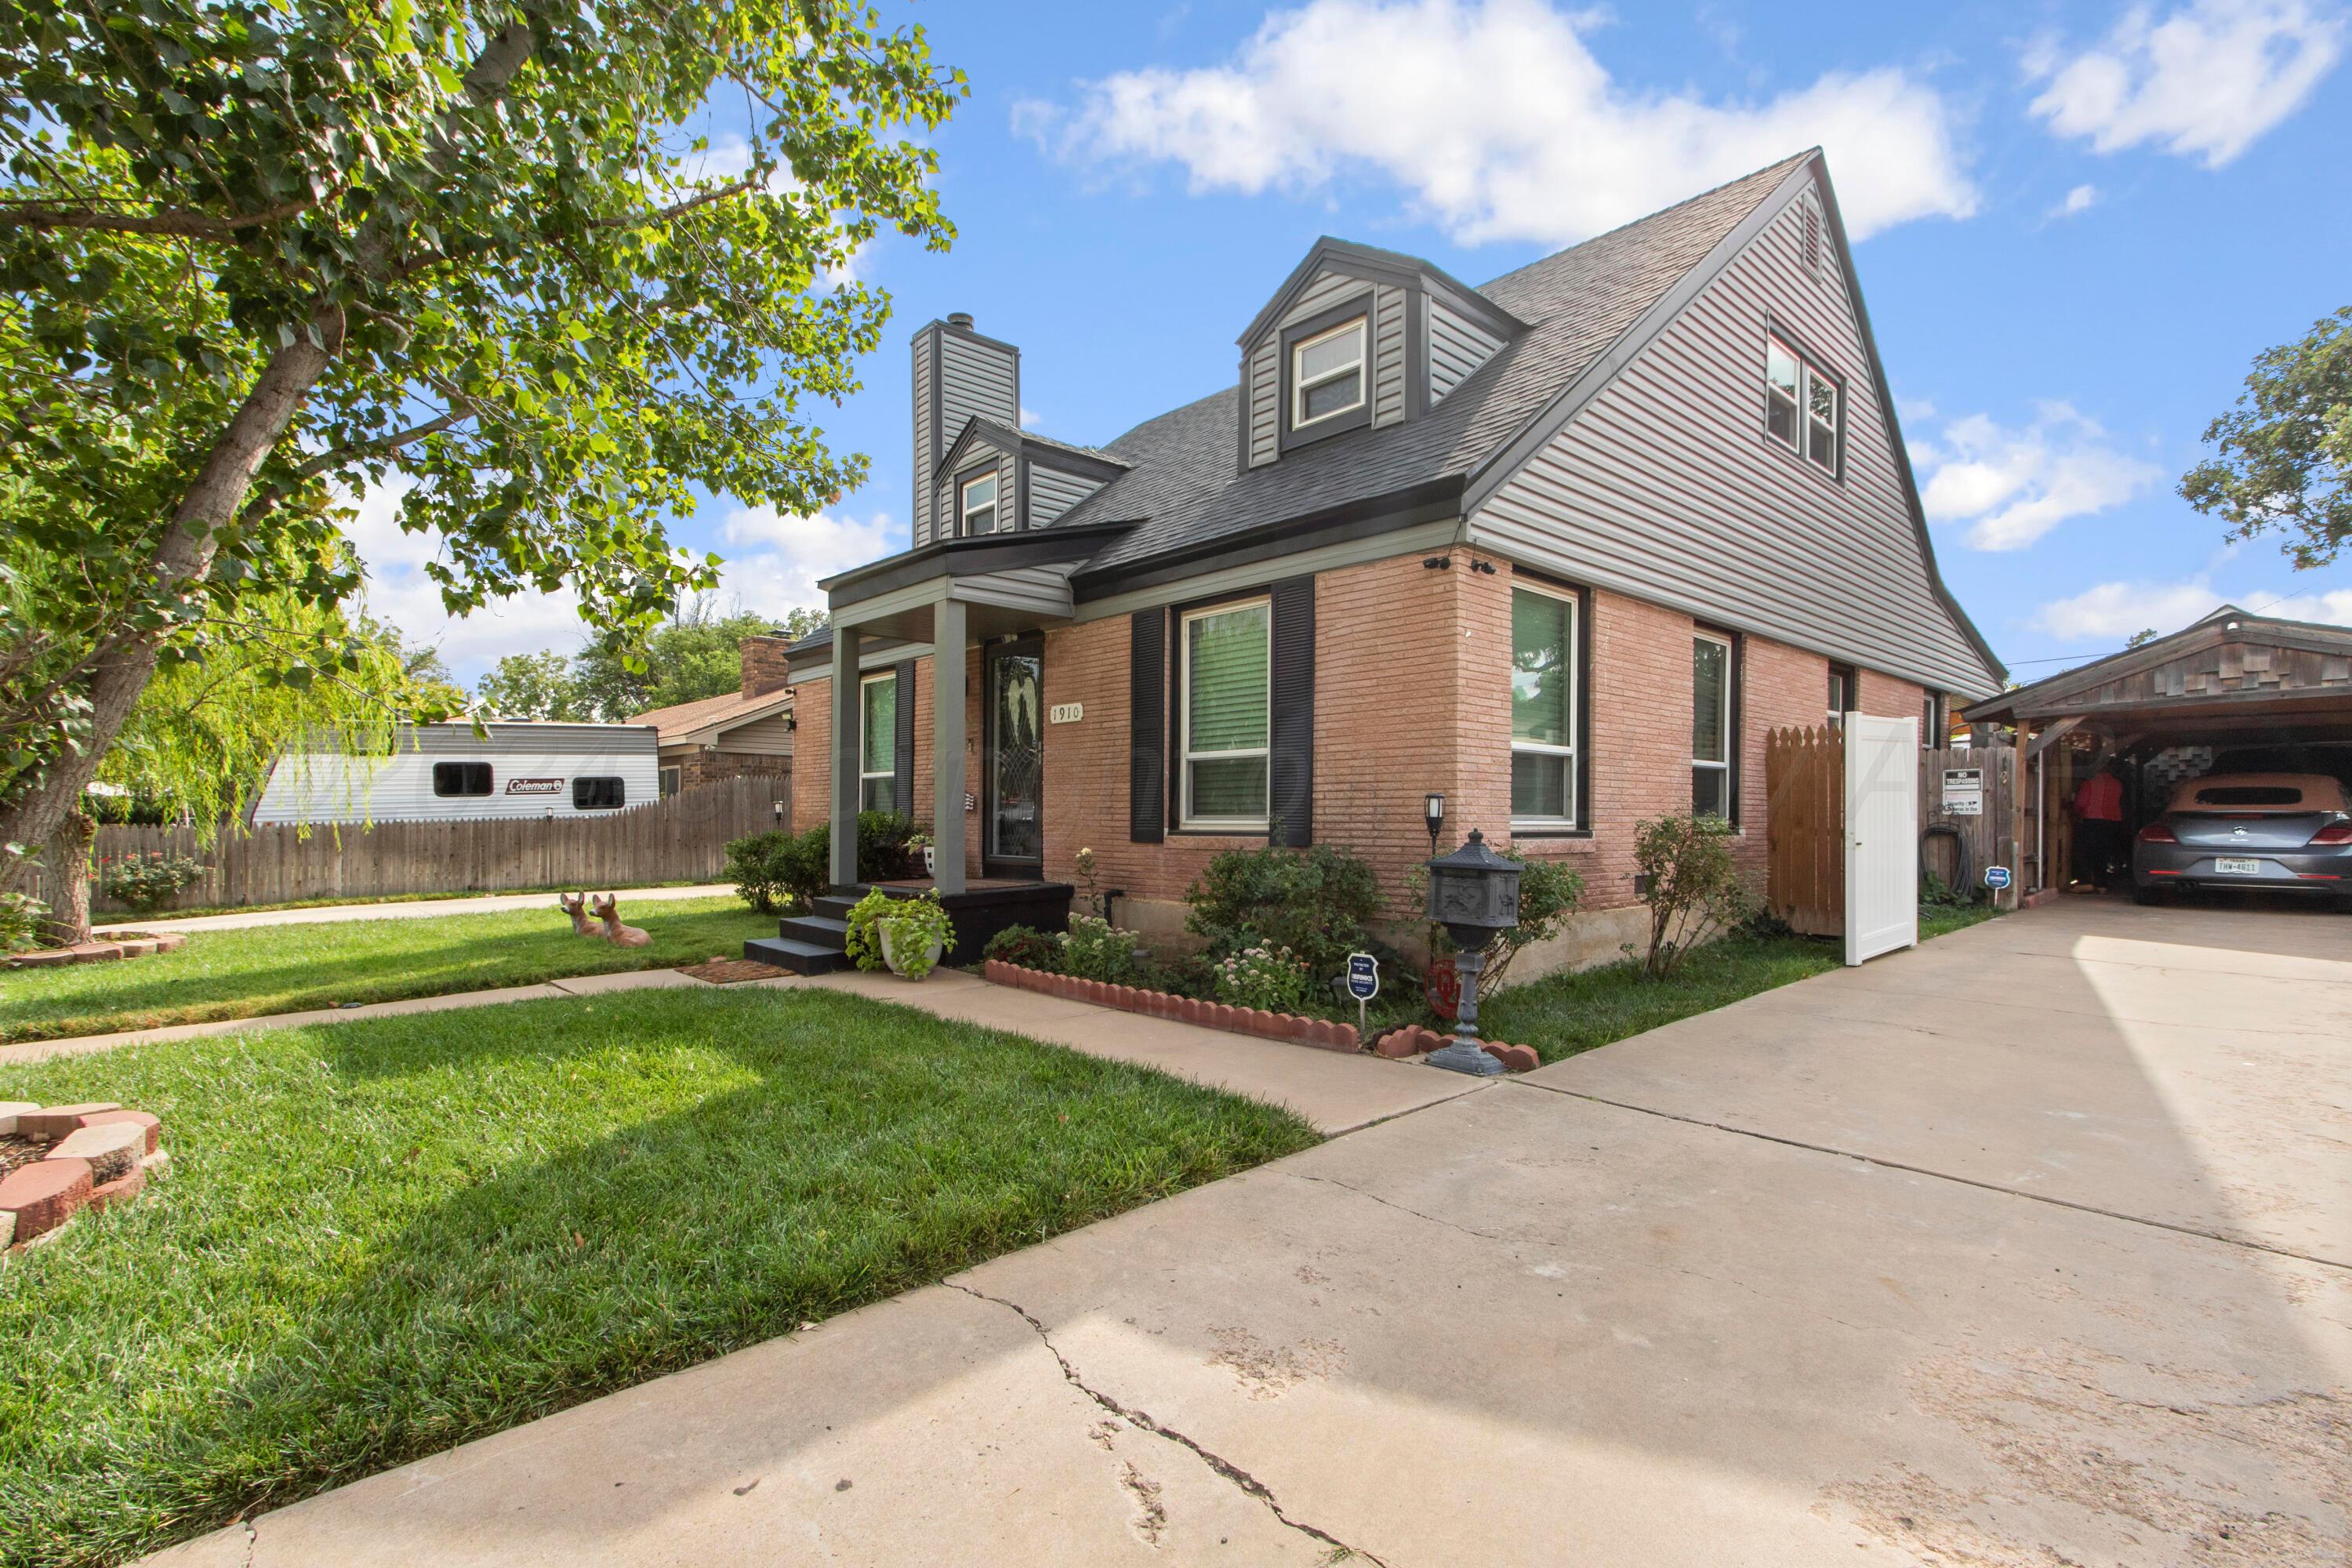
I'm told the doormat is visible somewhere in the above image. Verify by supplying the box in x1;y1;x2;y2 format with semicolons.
677;956;790;985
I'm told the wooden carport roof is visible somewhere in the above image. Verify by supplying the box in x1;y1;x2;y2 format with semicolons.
1964;605;2352;745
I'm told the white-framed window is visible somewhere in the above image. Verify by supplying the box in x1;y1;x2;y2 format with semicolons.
1765;335;1841;474
1509;586;1577;826
959;470;998;535
859;671;897;813
1692;632;1733;821
1180;597;1271;831
1290;317;1367;431
1828;662;1857;730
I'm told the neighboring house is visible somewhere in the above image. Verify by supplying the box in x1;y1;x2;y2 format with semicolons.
252;722;659;824
777;149;2004;976
628;633;797;798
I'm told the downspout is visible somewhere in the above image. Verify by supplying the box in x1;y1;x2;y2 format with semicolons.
2034;734;2045;894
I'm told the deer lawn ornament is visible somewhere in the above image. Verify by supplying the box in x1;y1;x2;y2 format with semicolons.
558;891;604;938
590;894;650;948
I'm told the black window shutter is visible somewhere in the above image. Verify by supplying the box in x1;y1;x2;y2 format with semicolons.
892;659;916;815
1269;575;1315;847
1129;609;1166;843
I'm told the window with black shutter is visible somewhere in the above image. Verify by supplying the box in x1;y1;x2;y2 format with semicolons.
1129;609;1166;843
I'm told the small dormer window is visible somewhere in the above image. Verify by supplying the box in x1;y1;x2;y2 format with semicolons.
1291;317;1367;430
959;471;998;535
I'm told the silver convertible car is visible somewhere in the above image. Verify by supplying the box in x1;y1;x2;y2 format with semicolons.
2132;772;2352;907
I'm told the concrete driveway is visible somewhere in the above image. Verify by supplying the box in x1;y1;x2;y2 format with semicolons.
150;900;2352;1566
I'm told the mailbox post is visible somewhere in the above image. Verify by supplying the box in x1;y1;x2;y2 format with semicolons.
1423;829;1523;1076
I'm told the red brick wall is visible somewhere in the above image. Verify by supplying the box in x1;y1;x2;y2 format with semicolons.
665;747;790;793
739;635;793;699
792;680;830;834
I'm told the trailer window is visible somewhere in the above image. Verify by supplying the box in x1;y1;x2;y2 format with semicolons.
572;776;626;810
433;762;492;797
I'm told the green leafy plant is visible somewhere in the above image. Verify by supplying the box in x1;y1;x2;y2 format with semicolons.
845;889;952;978
1061;913;1138;982
1135;952;1218;1000
0;890;48;954
1185;843;1385;985
730;812;914;915
1630;812;1755;981
982;924;1064;971
96;851;208;915
724;831;793;914
1212;945;1313;1014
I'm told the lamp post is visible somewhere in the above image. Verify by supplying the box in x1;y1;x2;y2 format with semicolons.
1422;829;1521;1076
1424;792;1446;858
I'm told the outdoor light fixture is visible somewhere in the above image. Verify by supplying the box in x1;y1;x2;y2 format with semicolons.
1422;829;1523;1077
1424;792;1446;857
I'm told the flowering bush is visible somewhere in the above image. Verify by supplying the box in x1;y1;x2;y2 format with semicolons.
1061;913;1137;982
96;851;207;914
1211;944;1312;1014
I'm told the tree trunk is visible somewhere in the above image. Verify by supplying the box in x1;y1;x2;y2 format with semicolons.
38;810;93;948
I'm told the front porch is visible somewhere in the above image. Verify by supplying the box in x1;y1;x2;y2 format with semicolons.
746;878;1073;974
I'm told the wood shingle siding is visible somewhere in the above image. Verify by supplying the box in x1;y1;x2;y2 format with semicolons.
1470;182;1994;699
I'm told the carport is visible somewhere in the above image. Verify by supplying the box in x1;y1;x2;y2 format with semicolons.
1964;604;2352;894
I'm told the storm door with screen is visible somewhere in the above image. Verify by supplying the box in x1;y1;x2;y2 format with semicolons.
985;638;1044;873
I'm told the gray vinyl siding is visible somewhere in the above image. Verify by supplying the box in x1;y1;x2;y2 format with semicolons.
714;712;795;754
1028;463;1105;528
912;340;936;545
939;333;1018;458
1244;269;1406;464
1470;185;1998;699
1428;292;1505;404
1247;338;1279;467
951;563;1078;621
938;438;1016;536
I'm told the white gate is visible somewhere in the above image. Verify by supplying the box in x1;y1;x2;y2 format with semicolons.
1843;713;1920;964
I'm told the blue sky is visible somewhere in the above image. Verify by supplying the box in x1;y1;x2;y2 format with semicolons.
360;0;2352;685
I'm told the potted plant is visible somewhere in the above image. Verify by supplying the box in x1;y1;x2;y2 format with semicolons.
907;830;936;877
844;888;955;980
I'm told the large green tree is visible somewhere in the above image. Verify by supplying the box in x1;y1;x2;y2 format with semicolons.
0;0;958;892
474;598;826;718
2181;305;2352;569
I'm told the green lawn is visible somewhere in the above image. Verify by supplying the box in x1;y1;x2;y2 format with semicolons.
0;987;1319;1568
1483;902;2000;1064
0;895;775;1044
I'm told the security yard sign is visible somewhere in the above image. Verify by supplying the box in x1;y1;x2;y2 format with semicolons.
1941;768;1984;818
1345;953;1380;1036
1984;865;2012;891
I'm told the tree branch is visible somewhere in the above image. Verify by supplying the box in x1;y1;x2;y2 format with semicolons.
0;194;322;241
592;175;760;228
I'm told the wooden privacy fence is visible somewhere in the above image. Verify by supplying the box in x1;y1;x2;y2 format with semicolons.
1766;729;2024;937
58;776;789;916
1765;725;1845;936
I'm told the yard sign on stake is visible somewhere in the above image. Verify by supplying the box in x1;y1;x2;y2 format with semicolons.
1345;953;1380;1037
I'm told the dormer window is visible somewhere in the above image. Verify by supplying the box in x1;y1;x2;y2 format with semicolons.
959;470;998;535
1290;316;1367;431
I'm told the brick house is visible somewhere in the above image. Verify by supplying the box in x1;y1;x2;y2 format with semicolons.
628;633;796;798
758;151;2003;978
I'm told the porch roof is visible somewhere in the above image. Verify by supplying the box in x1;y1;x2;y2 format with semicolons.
813;519;1139;645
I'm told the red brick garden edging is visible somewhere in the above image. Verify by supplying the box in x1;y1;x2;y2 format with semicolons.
981;960;1361;1053
0;1102;169;1250
5;931;187;969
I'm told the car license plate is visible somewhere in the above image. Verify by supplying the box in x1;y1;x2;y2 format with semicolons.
2214;857;2262;875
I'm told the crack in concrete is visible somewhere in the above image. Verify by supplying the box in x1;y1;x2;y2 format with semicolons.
945;1281;1388;1566
1277;1169;1507;1243
1507;1080;2352;1274
238;1514;257;1568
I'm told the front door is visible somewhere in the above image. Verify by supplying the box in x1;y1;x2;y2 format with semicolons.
985;638;1044;876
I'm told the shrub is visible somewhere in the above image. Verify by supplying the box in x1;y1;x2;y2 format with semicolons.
1631;812;1755;980
1062;913;1138;982
1136;952;1218;1000
96;851;207;915
1184;843;1385;985
983;924;1065;970
728;812;918;915
1211;944;1313;1014
0;890;49;954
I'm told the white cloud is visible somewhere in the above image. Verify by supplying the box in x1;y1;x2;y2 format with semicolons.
2033;577;2352;641
713;505;901;611
2025;1;2344;167
2050;182;2100;218
1018;0;1978;245
1913;404;2161;551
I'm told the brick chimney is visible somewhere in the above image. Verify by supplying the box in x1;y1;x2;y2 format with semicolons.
739;633;793;699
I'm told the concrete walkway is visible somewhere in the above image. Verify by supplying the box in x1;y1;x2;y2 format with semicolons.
93;884;738;935
2;959;1468;1138
143;898;2352;1567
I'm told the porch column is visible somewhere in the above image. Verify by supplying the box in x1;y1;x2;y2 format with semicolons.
829;622;862;887
931;596;968;895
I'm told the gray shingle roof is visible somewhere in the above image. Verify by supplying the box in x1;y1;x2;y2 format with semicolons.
1055;153;1810;575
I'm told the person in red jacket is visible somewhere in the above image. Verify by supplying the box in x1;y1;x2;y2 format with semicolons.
2071;761;2127;891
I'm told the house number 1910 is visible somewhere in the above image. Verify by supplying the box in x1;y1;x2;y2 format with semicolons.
1047;702;1084;724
